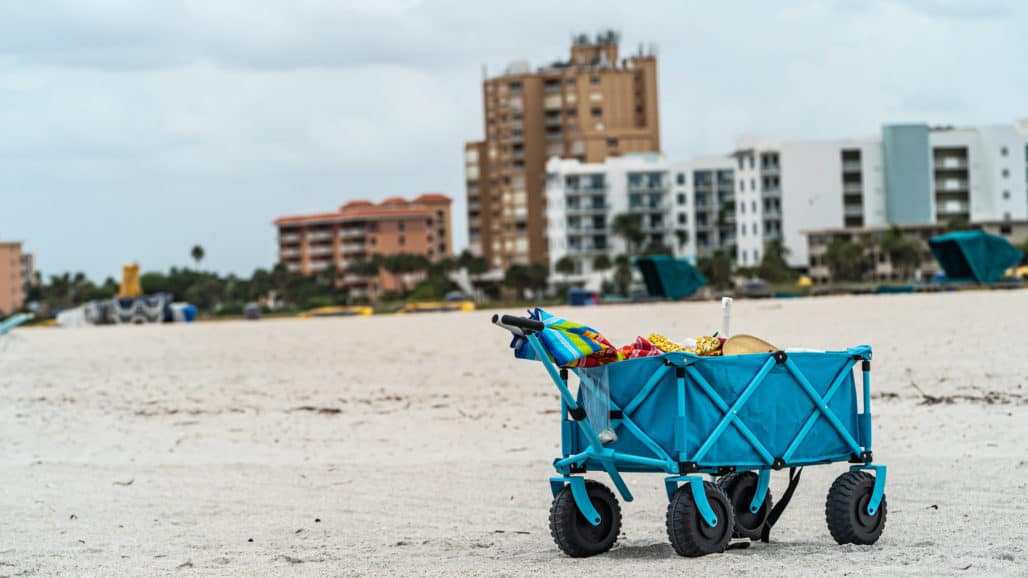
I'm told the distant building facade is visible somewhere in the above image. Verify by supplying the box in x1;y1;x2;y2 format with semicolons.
805;219;1028;284
0;242;26;315
465;31;661;271
274;194;452;298
731;121;1028;269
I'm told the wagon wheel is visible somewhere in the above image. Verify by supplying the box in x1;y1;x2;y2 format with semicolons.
666;481;734;557
549;480;621;557
718;472;774;539
825;471;887;545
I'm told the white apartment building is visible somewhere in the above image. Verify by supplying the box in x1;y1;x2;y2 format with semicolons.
668;156;737;262
541;120;1027;286
546;153;674;289
732;136;887;268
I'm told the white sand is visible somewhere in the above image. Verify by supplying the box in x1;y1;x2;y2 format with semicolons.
1;290;1026;576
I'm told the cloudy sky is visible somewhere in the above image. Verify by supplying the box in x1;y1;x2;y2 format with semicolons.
1;0;1025;280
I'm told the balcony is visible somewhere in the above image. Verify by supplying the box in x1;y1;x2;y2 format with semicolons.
280;248;301;258
843;205;864;217
937;200;970;215
843;183;863;194
308;231;334;241
935;179;969;192
934;157;968;170
545;115;562;127
842;161;862;173
565;185;607;195
341;243;366;253
340;229;365;239
279;233;301;243
762;188;781;198
760;165;780;176
308;245;334;257
566;204;609;215
627;182;668;193
545;132;563;142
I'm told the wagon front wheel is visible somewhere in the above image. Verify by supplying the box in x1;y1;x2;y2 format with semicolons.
825;471;887;545
666;481;734;557
718;471;773;539
549;480;621;557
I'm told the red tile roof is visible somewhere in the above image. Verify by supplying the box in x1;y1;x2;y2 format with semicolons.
275;195;447;226
414;193;452;203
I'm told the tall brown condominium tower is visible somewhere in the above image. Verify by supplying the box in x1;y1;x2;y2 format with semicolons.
464;30;660;269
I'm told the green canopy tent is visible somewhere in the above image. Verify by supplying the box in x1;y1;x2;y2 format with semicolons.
928;230;1023;284
634;255;707;300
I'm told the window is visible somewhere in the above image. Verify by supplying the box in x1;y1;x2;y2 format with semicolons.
1003;190;1011;200
1001;146;1008;156
398;235;405;246
566;77;576;85
750;179;756;191
751;201;757;212
590;107;602;118
754;249;760;262
678;213;687;225
737;156;744;170
740;202;746;214
677;193;686;204
1002;168;1009;178
398;221;405;232
606;138;618;147
749;156;755;169
676;172;685;185
1004;212;1012;221
590;75;601;85
1001;224;1012;234
739;180;745;192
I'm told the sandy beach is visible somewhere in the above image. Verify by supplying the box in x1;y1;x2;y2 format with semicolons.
1;290;1026;576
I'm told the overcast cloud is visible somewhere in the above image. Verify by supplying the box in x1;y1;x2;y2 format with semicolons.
1;0;1025;280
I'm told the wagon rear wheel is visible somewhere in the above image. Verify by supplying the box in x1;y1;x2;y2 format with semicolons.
666;481;734;557
825;471;887;545
718;471;773;539
549;480;621;557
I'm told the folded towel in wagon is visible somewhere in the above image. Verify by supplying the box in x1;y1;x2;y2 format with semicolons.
513;308;618;367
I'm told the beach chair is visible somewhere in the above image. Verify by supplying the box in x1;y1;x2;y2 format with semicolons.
493;313;887;557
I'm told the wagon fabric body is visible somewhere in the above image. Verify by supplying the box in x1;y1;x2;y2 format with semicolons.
493;313;888;558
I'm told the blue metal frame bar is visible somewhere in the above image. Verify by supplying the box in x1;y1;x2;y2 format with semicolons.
750;469;771;513
783;358;864;456
849;464;887;515
623;365;671;416
861;364;873;452
685;361;776;465
549;476;601;526
781;360;857;462
664;475;718;527
574;369;677;469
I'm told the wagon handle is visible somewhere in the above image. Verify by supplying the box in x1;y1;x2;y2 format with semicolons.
492;314;545;334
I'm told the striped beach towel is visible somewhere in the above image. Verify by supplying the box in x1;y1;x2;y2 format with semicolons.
513;308;615;367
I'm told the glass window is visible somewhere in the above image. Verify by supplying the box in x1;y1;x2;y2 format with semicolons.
590;75;601;85
591;107;602;118
1003;190;1011;200
677;193;686;204
678;213;687;225
740;202;746;214
739;180;745;192
1001;146;1008;156
1001;168;1009;178
752;201;757;212
751;179;756;190
677;172;685;185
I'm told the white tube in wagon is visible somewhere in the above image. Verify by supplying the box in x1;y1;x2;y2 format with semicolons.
721;296;733;338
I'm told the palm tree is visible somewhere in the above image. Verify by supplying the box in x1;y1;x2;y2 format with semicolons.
592;254;612;275
611;213;645;256
554;255;576;284
191;245;205;269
